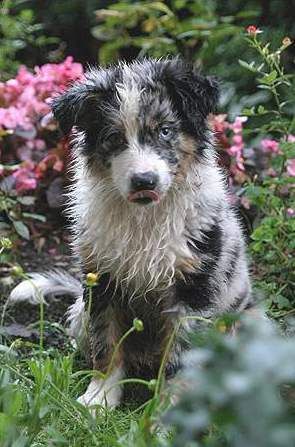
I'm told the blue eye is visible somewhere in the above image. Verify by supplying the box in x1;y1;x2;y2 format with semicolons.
159;126;173;140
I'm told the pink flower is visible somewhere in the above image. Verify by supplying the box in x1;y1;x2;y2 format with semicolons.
0;106;32;130
246;25;262;35
231;116;248;134
232;135;243;145
266;168;277;177
225;116;247;174
286;208;295;218
261;138;280;154
286;159;295;177
12;162;37;192
228;145;241;156
16;177;37;191
287;134;295;143
0;57;84;132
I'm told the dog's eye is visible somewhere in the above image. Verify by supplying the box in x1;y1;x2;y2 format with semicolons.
159;126;173;140
105;133;126;146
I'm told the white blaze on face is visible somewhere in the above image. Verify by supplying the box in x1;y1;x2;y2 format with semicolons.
111;145;172;199
116;65;141;141
112;71;172;201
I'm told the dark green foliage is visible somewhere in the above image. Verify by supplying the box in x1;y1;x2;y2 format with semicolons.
92;1;295;116
0;0;59;79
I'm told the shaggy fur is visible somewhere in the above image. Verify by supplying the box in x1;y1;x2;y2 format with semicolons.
9;58;256;409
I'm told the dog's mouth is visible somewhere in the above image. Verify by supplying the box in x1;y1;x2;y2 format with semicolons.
127;190;160;205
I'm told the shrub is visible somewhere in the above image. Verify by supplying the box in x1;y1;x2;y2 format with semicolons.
237;28;295;315
165;315;295;447
0;0;59;79
92;1;295;117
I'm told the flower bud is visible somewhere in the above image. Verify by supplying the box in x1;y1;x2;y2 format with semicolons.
11;265;24;277
133;318;144;332
86;272;99;286
1;237;12;249
246;25;262;36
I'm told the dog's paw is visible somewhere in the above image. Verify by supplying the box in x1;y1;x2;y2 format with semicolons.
77;369;123;412
77;383;118;409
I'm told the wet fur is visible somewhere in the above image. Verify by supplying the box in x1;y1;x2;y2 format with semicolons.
10;58;255;408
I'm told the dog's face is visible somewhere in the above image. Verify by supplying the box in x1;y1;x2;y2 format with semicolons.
52;58;218;206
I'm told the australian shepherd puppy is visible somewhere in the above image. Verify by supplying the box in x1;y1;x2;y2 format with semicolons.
10;58;255;408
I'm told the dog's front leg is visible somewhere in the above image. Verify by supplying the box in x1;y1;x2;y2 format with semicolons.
78;274;124;410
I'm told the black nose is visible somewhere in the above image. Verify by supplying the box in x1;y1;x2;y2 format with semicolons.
130;172;158;191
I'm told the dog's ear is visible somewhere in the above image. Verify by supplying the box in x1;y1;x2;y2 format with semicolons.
162;58;219;133
51;68;118;135
51;85;96;134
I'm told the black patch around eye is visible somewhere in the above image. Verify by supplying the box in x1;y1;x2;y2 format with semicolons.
104;132;126;147
97;132;128;165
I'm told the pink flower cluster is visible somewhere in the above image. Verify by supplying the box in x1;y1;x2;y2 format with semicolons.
260;135;295;177
227;116;248;173
211;115;295;185
0;57;83;131
211;114;248;180
0;57;83;192
260;138;280;154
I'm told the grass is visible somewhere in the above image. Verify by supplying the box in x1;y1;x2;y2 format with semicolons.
0;338;172;447
1;270;293;446
0;278;173;447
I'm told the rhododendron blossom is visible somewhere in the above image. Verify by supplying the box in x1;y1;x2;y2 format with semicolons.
12;161;37;192
0;57;83;132
260;138;280;154
212;115;247;176
1;57;83;193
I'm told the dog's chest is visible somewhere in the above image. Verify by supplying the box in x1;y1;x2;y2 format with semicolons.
79;196;198;291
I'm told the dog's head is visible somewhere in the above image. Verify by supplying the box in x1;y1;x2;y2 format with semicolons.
52;58;219;206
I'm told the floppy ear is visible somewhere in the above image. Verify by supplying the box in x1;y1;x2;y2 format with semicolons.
51;84;99;135
162;58;219;135
51;68;119;135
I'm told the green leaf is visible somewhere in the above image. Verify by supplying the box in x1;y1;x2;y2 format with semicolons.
148;2;174;16
280;142;295;158
257;105;268;114
22;212;46;222
258;70;277;85
17;196;36;206
242;107;256;116
238;59;257;73
13;220;30;240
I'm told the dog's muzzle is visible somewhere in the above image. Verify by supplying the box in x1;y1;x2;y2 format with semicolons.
128;172;160;205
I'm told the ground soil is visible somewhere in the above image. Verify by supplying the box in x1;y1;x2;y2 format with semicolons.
0;215;80;350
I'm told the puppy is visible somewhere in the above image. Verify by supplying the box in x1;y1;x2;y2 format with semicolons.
10;58;255;408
